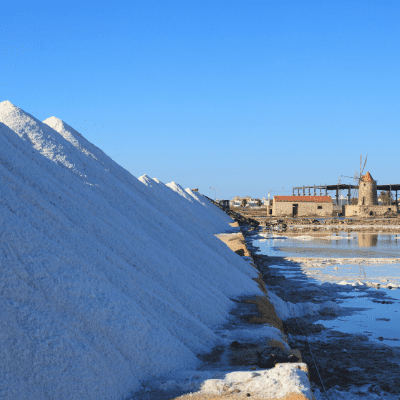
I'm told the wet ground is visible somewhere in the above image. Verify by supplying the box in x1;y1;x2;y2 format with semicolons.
245;230;400;399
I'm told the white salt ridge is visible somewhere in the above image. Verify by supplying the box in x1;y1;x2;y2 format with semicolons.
0;101;262;400
138;175;233;235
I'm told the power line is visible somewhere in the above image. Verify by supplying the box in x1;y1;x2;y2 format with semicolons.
292;314;332;400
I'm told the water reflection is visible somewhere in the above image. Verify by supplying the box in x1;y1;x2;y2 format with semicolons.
358;233;378;247
257;232;400;258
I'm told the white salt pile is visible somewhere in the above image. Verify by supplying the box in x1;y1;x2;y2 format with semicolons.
0;101;263;399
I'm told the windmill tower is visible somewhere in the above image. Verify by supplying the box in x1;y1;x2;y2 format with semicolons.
349;154;368;201
358;171;378;206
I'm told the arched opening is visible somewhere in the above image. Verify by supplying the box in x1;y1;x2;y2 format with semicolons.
369;211;374;216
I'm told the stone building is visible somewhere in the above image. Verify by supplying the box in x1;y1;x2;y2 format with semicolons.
345;172;396;217
272;196;333;217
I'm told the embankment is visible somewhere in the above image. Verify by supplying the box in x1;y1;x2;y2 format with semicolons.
167;224;315;400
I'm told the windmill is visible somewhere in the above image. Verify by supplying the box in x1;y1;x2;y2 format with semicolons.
353;154;368;201
342;154;368;204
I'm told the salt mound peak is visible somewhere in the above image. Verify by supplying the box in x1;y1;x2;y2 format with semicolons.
139;174;161;190
167;180;181;189
0;99;18;109
43;116;97;161
138;174;152;184
0;101;82;173
0;99;16;109
167;181;194;202
44;116;85;140
0;100;37;122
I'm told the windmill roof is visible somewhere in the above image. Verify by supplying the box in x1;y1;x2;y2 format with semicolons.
362;171;374;182
274;196;332;203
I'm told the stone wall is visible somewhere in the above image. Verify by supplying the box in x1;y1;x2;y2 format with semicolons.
272;201;333;217
345;204;397;217
272;202;292;216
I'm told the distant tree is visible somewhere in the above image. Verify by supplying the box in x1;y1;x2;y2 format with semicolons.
378;191;394;205
241;199;247;207
351;198;358;205
256;199;262;206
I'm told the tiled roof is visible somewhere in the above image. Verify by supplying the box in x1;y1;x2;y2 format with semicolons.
274;196;332;203
361;171;374;182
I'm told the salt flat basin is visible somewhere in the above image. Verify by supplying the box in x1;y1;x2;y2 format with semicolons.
255;231;400;287
256;232;400;258
252;232;400;350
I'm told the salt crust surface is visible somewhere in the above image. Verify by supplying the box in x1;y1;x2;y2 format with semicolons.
196;364;313;398
154;363;314;399
0;101;264;399
267;290;340;321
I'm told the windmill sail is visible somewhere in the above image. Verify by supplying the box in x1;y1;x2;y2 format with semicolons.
351;154;368;202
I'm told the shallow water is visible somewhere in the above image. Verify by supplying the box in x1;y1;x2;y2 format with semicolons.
252;232;400;350
315;286;400;347
257;232;400;258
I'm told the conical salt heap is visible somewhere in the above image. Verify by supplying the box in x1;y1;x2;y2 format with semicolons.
0;101;261;399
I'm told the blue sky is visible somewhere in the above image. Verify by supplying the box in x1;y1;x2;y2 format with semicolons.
1;1;399;199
